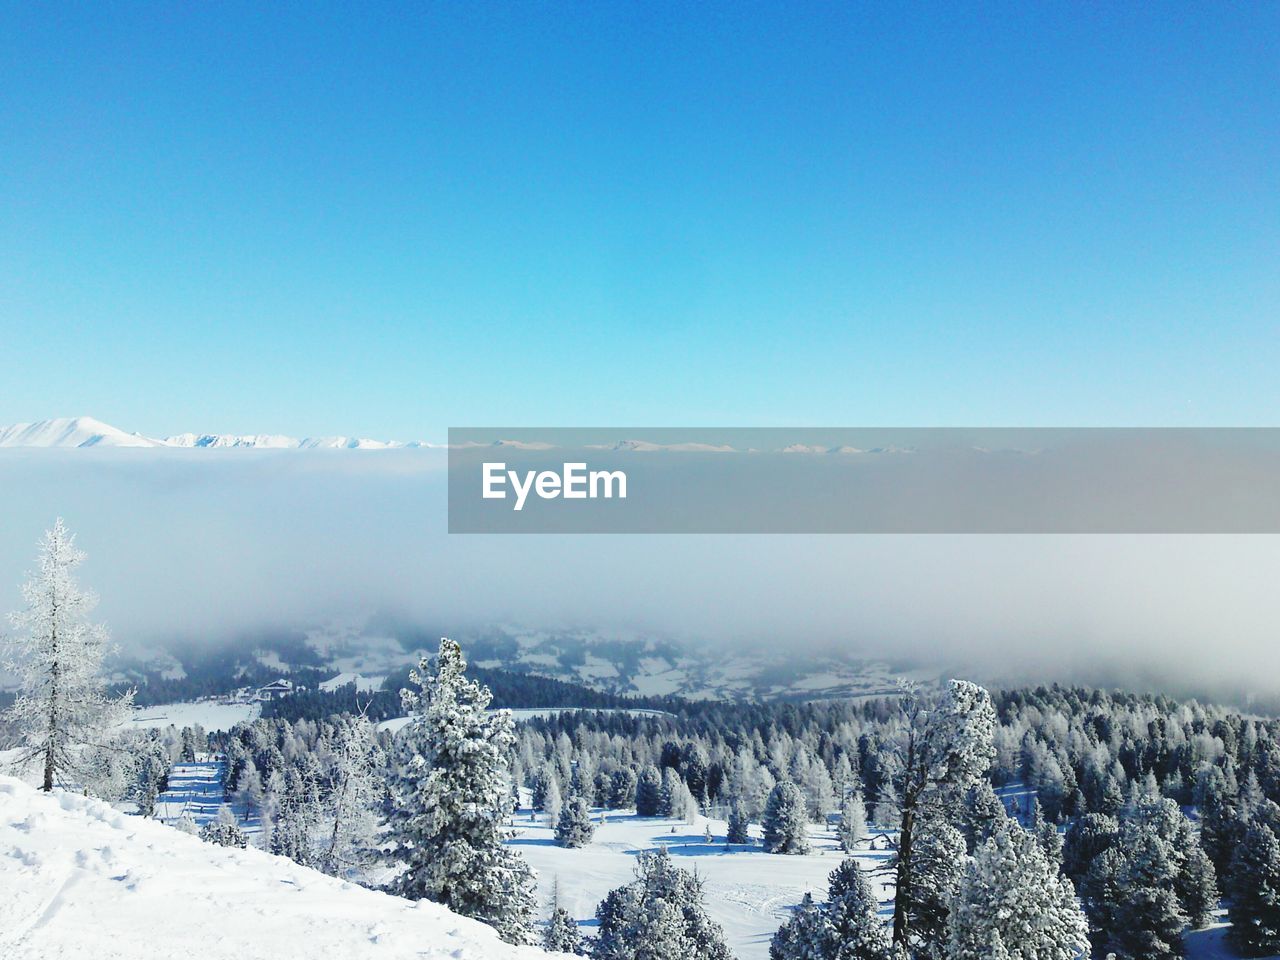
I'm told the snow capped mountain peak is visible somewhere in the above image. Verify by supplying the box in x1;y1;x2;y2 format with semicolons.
0;416;164;448
0;418;438;449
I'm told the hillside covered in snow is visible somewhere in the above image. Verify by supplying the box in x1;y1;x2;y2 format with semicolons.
0;777;563;960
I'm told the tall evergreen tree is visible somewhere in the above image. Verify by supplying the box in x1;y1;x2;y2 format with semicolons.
838;788;868;853
887;680;996;948
386;638;536;944
2;519;133;793
557;791;595;848
636;765;663;817
1226;820;1280;957
763;780;811;854
726;796;752;845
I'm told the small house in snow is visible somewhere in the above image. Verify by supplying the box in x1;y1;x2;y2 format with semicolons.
256;678;294;701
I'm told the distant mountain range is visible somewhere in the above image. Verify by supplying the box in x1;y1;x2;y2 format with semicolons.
0;417;436;449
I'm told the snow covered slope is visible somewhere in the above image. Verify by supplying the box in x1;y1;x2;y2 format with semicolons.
0;777;563;960
0;417;164;448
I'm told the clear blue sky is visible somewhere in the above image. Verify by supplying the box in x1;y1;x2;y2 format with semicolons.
1;3;1276;439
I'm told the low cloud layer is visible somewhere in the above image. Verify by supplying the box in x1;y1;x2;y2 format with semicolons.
1;449;1277;696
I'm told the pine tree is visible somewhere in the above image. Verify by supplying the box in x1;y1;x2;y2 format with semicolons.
546;769;564;828
545;906;585;955
592;846;732;960
824;859;894;960
727;797;752;844
386;638;536;944
769;859;892;960
1030;798;1064;867
905;817;966;960
948;823;1089;960
1226;820;1280;956
769;892;829;960
636;765;663;817
763;781;811;854
315;713;382;878
887;680;996;947
838;788;867;853
557;791;595;848
2;519;133;793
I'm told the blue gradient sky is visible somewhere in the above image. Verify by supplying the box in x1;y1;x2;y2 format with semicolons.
1;3;1277;439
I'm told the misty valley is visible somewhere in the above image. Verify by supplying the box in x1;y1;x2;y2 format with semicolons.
4;521;1280;960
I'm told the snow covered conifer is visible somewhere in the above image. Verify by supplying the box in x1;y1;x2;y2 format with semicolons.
592;846;732;960
763;780;811;854
839;788;867;853
824;858;894;960
769;892;828;960
636;764;663;816
886;680;995;947
386;638;536;944
1226;820;1280;956
769;859;892;960
546;770;564;828
314;713;383;878
727;797;752;844
545;905;585;954
948;823;1089;960
556;791;595;848
904;817;966;960
2;519;133;793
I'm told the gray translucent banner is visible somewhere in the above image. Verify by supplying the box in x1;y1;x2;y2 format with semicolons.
447;428;1280;533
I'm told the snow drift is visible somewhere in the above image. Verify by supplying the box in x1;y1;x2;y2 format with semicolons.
0;776;564;960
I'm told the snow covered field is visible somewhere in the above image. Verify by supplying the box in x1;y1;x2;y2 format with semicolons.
0;776;566;960
506;807;894;960
125;700;260;732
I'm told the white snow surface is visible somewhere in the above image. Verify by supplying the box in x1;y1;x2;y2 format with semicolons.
0;776;565;960
0;416;163;448
124;700;260;732
506;807;895;960
0;416;436;449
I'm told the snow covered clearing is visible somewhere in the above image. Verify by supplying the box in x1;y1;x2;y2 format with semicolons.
319;671;385;692
0;776;566;960
507;807;894;960
124;699;260;732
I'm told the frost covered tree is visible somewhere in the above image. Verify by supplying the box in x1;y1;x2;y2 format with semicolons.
958;780;1007;853
1081;790;1217;958
2;519;133;793
948;823;1089;960
904;817;966;960
763;780;811;854
314;713;382;878
839;787;867;853
1226;820;1280;956
546;771;564;828
769;892;828;960
386;638;536;944
885;680;996;947
557;791;595;848
592;846;732;960
770;858;893;960
545;905;585;954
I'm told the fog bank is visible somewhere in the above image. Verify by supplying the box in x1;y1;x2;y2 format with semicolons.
1;449;1277;695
